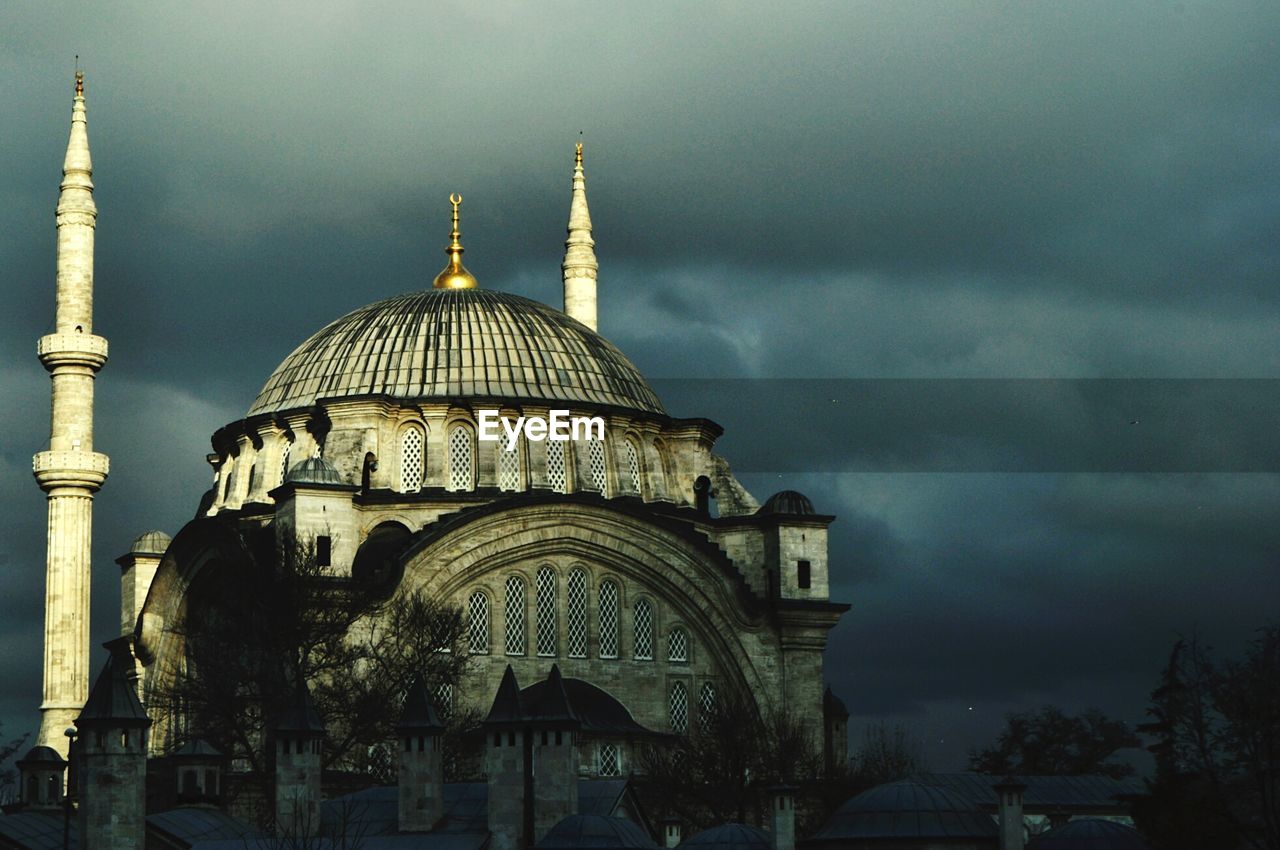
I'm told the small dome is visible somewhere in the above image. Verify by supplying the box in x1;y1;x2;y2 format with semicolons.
757;490;816;516
129;530;172;555
1028;819;1149;850
537;814;659;850
284;456;345;486
810;781;998;843
680;824;771;850
17;745;65;766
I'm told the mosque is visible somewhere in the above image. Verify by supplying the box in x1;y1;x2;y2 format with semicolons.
2;74;1147;850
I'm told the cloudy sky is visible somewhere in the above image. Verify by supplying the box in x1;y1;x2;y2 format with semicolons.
2;0;1278;772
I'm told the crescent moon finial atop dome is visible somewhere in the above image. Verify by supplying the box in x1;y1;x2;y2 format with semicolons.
433;193;478;290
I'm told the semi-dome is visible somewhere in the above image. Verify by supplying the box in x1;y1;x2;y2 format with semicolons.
1028;819;1149;850
757;490;816;516
809;780;998;844
247;289;664;417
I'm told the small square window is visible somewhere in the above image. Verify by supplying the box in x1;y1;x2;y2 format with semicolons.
797;560;811;589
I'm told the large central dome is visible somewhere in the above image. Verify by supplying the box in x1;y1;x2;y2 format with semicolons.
248;289;664;416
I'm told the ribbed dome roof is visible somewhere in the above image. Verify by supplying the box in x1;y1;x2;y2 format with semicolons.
129;529;172;555
757;490;816;516
284;456;345;486
810;781;998;842
680;824;772;850
537;814;659;850
1028;819;1149;850
248;289;664;416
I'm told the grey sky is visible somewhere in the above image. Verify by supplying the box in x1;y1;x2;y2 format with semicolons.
2;0;1278;771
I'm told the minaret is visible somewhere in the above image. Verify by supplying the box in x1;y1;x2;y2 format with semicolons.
562;142;599;330
33;70;110;755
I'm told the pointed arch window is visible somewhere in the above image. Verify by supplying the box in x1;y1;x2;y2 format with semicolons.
505;576;526;656
468;591;490;654
433;682;455;719
670;681;689;734
598;743;621;777
567;569;588;659
547;440;567;493
634;598;654;660
624;440;641;494
588;438;607;492
598;579;619;659
448;426;474;490
698;681;718;733
668;627;689;663
400;427;424;493
498;437;521;491
536;567;557;657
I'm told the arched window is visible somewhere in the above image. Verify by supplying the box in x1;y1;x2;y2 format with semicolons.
505;576;526;655
222;462;236;502
448;426;474;490
547;440;567;493
598;579;619;659
567;569;588;659
670;681;689;734
468;591;490;654
246;463;258;497
400;428;424;493
498;437;521;491
588;438;607;492
699;681;718;733
536;566;557;657
668;626;689;663
279;440;292;486
433;682;454;719
598;743;621;777
634;598;654;660
624;440;641;494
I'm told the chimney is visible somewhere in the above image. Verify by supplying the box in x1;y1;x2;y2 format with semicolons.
662;817;683;849
994;778;1027;850
274;685;325;838
397;676;445;832
769;785;797;850
531;665;581;843
483;666;528;850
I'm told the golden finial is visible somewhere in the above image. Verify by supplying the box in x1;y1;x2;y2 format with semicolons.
433;192;478;289
75;70;84;97
575;141;583;168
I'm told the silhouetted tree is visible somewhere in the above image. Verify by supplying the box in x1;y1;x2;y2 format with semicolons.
969;704;1140;779
851;721;927;786
1134;628;1280;850
0;722;29;803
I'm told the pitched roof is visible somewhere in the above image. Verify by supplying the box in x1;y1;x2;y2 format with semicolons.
398;676;445;733
275;685;325;735
915;773;1142;813
76;652;150;728
482;665;525;726
526;665;580;727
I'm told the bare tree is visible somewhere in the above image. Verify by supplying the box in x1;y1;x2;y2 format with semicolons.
0;722;29;804
969;704;1140;779
851;721;927;786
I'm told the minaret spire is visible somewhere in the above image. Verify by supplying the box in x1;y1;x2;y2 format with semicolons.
33;71;110;756
562;141;599;330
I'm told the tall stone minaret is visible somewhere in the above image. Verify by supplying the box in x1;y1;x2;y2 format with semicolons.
32;70;110;755
562;142;599;330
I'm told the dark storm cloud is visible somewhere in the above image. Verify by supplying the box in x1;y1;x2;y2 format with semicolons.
2;0;1278;768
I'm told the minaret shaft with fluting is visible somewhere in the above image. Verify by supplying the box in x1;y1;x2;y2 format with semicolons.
562;143;599;330
33;72;110;755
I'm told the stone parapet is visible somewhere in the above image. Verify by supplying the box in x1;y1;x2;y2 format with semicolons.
38;333;108;370
33;450;110;492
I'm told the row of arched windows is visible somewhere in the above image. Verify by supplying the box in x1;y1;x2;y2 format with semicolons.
669;680;718;734
396;423;655;496
466;569;692;663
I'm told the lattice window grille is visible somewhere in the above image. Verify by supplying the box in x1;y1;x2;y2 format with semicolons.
625;441;641;493
498;439;521;491
448;427;474;490
536;567;557;657
668;627;689;663
598;580;619;659
699;681;718;733
400;429;424;492
547;441;567;493
366;743;394;784
633;598;654;660
468;592;490;654
670;682;689;734
588;439;607;492
567;569;588;659
279;442;292;486
598;743;621;777
433;683;454;719
505;576;526;655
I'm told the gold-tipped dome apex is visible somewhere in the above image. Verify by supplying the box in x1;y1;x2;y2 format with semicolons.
432;193;478;290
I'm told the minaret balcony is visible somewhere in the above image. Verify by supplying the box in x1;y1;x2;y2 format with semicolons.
33;450;110;491
37;333;108;371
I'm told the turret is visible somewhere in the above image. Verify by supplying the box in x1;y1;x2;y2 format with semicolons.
994;777;1027;850
74;645;151;850
34;69;111;756
484;665;529;850
15;745;67;810
530;665;581;842
397;676;445;832
562;143;599;330
116;530;170;635
173;738;223;805
274;685;325;838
